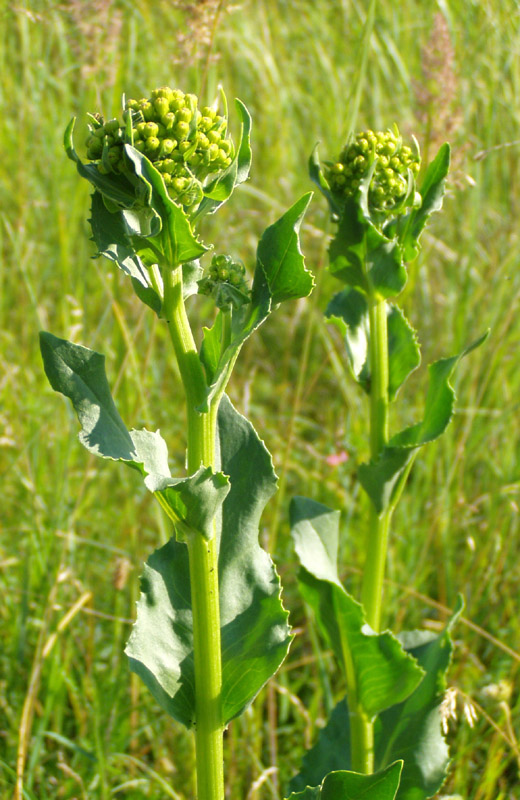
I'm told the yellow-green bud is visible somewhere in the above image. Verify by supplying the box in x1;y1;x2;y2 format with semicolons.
144;121;159;139
175;121;190;140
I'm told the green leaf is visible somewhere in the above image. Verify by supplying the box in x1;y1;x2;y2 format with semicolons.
289;603;463;800
326;290;420;400
290;497;423;720
146;467;230;541
287;763;403;800
375;598;464;799
328;198;406;300
198;195;314;410
193;98;252;220
124;146;208;265
126;395;292;728
65;118;138;209
308;143;343;218
399;144;451;262
39;332;169;477
358;332;488;513
256;192;314;304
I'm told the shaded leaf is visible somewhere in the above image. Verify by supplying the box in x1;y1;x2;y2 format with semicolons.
193;98;252;221
289;604;463;800
375;598;464;799
287;763;402;800
39;332;169;477
326;290;420;400
358;333;488;513
126;396;292;727
398;144;451;262
290;497;423;720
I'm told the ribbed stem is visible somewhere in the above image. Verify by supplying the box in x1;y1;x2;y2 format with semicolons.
163;265;224;800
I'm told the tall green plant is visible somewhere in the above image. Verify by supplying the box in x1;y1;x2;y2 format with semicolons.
288;128;487;798
39;86;318;800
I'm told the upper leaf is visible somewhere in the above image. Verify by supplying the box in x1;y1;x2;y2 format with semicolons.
398;144;451;262
126;395;292;728
358;332;488;513
198;194;314;410
39;331;169;477
290;497;424;721
286;762;403;800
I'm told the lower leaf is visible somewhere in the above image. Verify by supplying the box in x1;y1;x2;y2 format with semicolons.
286;762;403;800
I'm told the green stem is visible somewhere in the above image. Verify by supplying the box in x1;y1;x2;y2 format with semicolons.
362;293;390;632
351;293;390;775
163;264;224;800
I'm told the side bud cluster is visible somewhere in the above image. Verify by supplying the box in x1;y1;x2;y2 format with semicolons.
85;87;235;209
326;129;421;213
198;254;251;311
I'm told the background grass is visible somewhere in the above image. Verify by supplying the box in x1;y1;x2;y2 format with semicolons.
1;0;519;798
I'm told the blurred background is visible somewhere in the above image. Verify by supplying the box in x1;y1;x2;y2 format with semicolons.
1;1;519;797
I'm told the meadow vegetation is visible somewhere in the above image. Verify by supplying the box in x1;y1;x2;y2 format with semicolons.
1;1;519;798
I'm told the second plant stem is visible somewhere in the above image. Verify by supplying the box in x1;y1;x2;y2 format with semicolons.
350;294;391;775
163;264;225;800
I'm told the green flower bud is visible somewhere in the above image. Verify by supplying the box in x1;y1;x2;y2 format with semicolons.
207;129;221;145
157;158;176;174
169;91;185;111
125;98;139;110
162;112;176;131
154;97;170;117
105;118;120;134
175;121;190;140
219;139;232;155
201;106;216;119
176;108;192;124
144;136;160;155
172;177;188;193
200;116;213;132
159;138;176;156
93;126;106;139
133;139;145;152
208;143;220;161
143;121;159;139
139;100;155;121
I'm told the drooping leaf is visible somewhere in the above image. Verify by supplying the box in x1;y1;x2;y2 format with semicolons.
126;395;292;728
399;144;451;262
289;603;463;800
326;290;420;399
198;195;314;410
64;118;138;209
290;497;423;721
39;332;169;477
308;143;343;219
358;332;488;513
287;762;403;800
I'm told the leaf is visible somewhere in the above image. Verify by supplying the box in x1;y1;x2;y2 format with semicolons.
400;144;451;262
290;497;423;721
39;332;169;477
256;192;314;304
326;290;420;400
124;146;208;265
287;763;403;800
358;332;488;513
375;598;464;799
328;198;406;300
289;603;463;800
146;466;230;541
64;118;138;209
126;395;292;728
308;143;343;218
198;194;314;411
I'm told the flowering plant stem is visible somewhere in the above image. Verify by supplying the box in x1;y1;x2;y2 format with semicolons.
163;262;224;800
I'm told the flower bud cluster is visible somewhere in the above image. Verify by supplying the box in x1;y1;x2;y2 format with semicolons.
198;254;251;310
326;129;420;212
85;87;235;208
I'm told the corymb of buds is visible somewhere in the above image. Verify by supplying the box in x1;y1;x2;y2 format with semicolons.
84;86;235;210
198;254;251;311
325;128;421;214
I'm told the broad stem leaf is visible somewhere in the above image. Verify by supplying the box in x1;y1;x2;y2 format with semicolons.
125;395;292;728
286;762;403;800
290;497;423;721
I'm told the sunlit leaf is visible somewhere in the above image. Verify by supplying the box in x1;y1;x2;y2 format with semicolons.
286;762;402;800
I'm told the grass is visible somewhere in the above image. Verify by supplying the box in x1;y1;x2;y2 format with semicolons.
1;0;519;797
